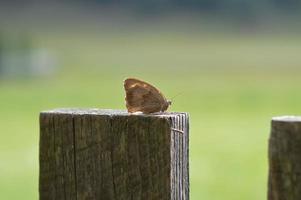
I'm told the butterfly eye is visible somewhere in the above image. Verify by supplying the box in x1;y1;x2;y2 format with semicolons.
167;100;172;105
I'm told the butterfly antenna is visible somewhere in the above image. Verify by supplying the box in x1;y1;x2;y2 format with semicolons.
170;92;183;102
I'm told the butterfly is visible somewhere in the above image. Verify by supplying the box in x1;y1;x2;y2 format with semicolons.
124;78;171;114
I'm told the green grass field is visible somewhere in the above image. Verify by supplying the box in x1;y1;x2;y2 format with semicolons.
1;30;301;199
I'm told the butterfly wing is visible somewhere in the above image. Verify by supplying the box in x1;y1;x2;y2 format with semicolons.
124;78;167;113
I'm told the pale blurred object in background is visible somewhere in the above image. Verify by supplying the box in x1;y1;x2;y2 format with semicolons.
0;33;56;78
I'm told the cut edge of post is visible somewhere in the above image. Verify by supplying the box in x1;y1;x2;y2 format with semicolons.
40;108;188;117
272;115;301;122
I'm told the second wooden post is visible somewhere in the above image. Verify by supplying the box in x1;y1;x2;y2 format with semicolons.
268;116;301;200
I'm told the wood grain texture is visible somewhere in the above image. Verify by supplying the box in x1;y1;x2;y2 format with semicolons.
268;116;301;200
39;109;189;200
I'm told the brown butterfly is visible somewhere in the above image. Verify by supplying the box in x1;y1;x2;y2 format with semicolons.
124;78;171;114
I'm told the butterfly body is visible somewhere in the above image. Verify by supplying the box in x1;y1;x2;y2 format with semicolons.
124;78;171;114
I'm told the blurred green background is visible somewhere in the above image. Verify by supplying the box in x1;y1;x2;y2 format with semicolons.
1;1;301;200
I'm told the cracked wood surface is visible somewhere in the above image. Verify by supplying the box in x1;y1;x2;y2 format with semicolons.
268;116;301;200
39;109;189;200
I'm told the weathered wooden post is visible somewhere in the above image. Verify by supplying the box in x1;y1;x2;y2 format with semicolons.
268;116;301;200
39;109;189;200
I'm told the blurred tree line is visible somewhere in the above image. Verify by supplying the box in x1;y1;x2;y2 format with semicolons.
87;0;301;11
5;0;300;12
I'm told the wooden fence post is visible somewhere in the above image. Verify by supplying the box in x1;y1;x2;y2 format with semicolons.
268;116;301;200
39;109;189;200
